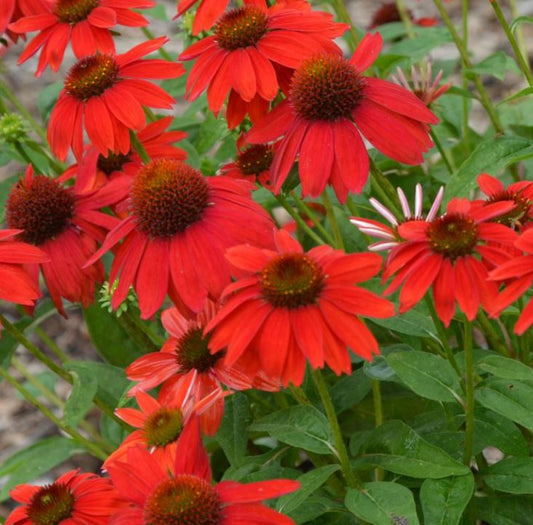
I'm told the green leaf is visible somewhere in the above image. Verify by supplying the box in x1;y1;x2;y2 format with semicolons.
20;142;50;175
83;303;145;367
467;51;521;80
356;420;470;478
194;112;229;154
37;82;62;121
386;351;462;403
277;465;340;516
476;495;533;525
63;370;98;427
510;15;533;34
144;3;168;20
345;482;420;525
369;308;436;338
477;355;533;382
330;368;371;414
475;378;533;433
497;87;533;106
0;174;17;223
0;437;81;500
472;408;528;457
65;361;129;409
216;393;251;467
388;27;452;60
444;136;533;203
484;458;533;494
249;406;335;455
420;474;474;525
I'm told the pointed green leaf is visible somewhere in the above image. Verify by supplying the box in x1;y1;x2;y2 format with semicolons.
345;482;420;525
216;393;251;467
420;474;474;525
477;355;533;382
484;458;533;494
63;370;98;427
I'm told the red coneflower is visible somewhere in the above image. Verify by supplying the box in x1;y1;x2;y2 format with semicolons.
179;0;347;128
206;229;394;387
106;386;227;471
219;133;275;188
383;197;518;326
8;0;155;75
126;302;279;434
490;228;533;334
85;159;275;319
350;183;444;251
0;229;47;329
6;470;123;525
107;417;299;525
474;172;533;230
47;37;184;161
5;166;125;316
67;116;187;194
247;33;438;203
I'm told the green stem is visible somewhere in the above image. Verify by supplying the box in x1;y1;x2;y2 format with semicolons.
130;131;151;164
345;195;360;217
490;1;533;87
311;368;361;489
369;159;403;220
290;191;336;245
424;296;461;376
433;0;504;134
0;80;48;143
462;318;474;465
395;0;415;38
118;308;163;353
429;128;455;174
11;358;113;453
34;326;69;363
372;380;384;482
0;313;129;429
0;367;108;460
461;0;470;149
329;0;359;51
274;193;327;245
141;26;174;61
288;385;312;406
509;0;528;62
322;192;344;250
476;310;509;356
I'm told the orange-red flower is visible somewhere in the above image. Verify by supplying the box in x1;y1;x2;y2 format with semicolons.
179;0;347;128
106;385;227;471
0;229;47;327
206;229;394;387
219;133;275;187
107;417;299;525
475;172;533;230
5;166;124;316
247;33;438;203
47;37;184;161
383;198;518;326
6;470;123;525
9;0;155;75
126;302;279;434
490;228;533;334
85;159;275;319
175;0;229;35
66;116;187;195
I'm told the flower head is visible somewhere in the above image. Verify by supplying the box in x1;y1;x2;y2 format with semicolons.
247;33;438;203
369;2;438;28
107;416;299;525
206;229;394;386
48;37;184;161
383;197;518;325
6;470;122;525
9;0;155;75
85;159;275;319
179;0;347;128
6;166;121;316
392;63;451;106
126;302;279;435
351;183;444;251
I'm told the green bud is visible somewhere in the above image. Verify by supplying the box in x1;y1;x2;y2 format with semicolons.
0;113;28;143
